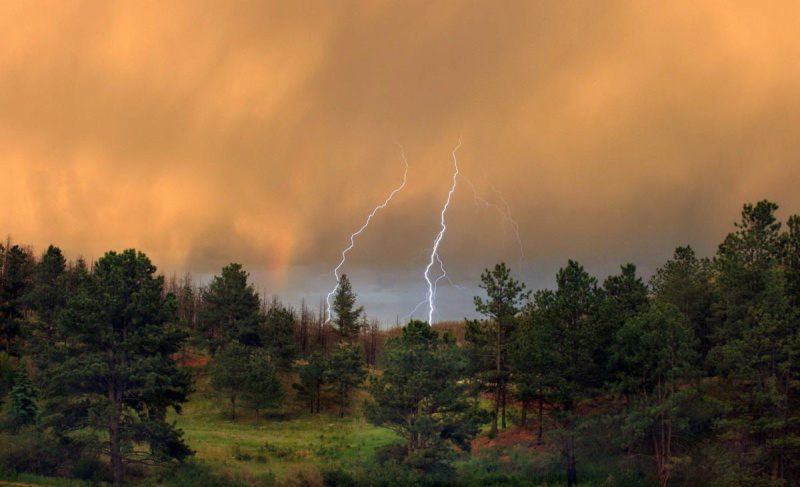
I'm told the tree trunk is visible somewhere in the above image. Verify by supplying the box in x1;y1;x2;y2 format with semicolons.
501;385;507;429
537;397;544;445
566;434;577;487
520;399;528;426
108;392;124;484
230;394;236;420
490;383;499;436
564;402;576;487
339;384;347;417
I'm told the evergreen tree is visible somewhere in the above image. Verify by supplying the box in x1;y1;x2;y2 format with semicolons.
293;350;327;414
209;341;251;421
595;264;650;383
524;260;600;487
199;263;264;351
782;215;800;310
323;274;366;416
649;246;715;359
209;342;282;420
4;363;38;431
610;302;700;487
509;303;554;444
24;245;68;363
331;274;364;340
707;201;800;483
326;342;366;417
365;320;487;474
242;349;283;419
262;304;298;371
41;249;192;484
467;262;529;435
0;244;33;355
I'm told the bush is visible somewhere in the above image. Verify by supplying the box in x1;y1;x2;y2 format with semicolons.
0;430;80;477
321;468;356;487
70;454;112;483
157;461;254;487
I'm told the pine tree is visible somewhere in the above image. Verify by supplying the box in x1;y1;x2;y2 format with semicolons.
707;201;800;483
199;263;263;351
293;350;327;414
331;274;364;341
0;244;33;355
610;302;700;487
4;363;38;431
41;249;192;484
468;262;529;435
24;245;68;364
209;341;251;421
365;320;488;474
262;305;298;371
649;246;715;359
326;342;366;417
209;342;282;420
520;260;600;487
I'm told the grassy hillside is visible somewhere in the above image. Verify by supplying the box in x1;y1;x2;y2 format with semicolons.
170;373;397;484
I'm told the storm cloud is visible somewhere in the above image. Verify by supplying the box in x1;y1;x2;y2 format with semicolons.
3;1;800;321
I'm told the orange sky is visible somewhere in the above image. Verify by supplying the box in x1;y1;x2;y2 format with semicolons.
3;1;800;322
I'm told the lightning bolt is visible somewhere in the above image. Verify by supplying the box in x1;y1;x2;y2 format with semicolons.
461;175;525;275
488;182;525;274
423;139;462;325
325;143;409;323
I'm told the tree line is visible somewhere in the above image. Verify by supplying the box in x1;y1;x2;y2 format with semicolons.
463;200;800;486
1;199;799;486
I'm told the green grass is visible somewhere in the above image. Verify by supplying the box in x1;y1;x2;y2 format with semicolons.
1;371;649;486
0;470;97;486
169;375;397;483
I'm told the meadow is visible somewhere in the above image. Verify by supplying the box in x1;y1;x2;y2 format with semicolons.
0;368;649;487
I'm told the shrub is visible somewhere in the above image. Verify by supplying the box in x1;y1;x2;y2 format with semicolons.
157;461;253;487
0;430;81;477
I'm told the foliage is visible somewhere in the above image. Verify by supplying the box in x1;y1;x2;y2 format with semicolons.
157;461;252;487
610;301;700;486
327;342;367;417
0;244;33;355
242;350;283;419
293;350;327;414
209;341;282;420
3;363;38;431
473;262;531;320
516;259;601;487
595;263;650;378
262;304;298;371
332;274;364;341
4;200;800;485
467;262;529;435
365;320;488;474
24;245;68;351
199;263;264;350
0;352;13;406
650;246;715;359
706;200;800;483
0;429;103;480
40;249;193;484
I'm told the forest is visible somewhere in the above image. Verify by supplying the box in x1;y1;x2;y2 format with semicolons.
1;199;799;486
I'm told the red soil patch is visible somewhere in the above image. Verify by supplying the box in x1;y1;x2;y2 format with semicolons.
172;353;210;367
472;424;545;454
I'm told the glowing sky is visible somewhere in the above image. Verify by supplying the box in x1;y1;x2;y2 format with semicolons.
3;2;800;322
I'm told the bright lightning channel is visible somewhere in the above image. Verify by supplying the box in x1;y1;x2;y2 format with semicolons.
424;139;462;325
325;143;409;323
